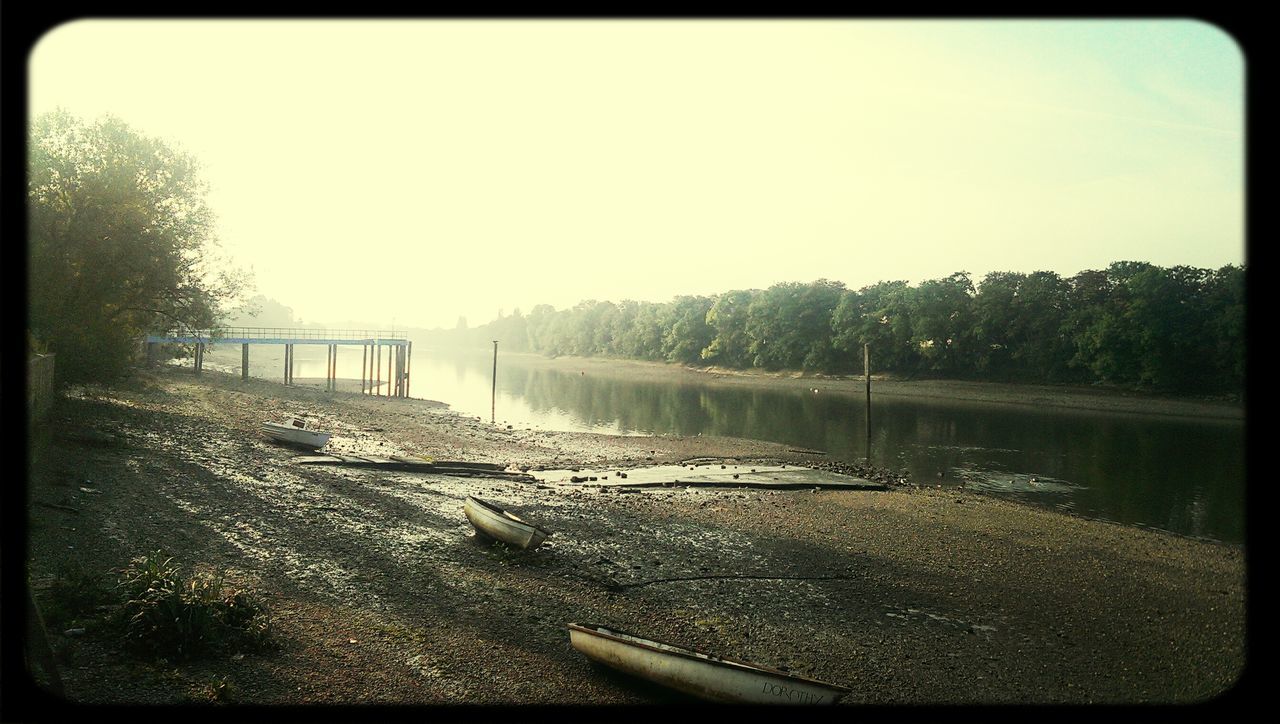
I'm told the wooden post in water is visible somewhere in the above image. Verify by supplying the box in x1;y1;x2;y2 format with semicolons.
405;341;412;398
864;343;871;464
242;343;249;381
362;344;368;394
376;344;382;396
491;340;498;424
396;345;404;397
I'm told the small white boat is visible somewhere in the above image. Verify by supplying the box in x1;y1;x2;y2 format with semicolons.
567;623;849;704
261;417;331;450
463;496;551;550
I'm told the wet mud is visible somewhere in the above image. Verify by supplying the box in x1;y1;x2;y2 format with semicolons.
22;366;1248;708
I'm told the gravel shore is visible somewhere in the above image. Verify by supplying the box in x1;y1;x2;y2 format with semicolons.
19;364;1249;712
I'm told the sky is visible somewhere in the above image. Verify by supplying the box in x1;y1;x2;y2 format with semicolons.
27;18;1245;331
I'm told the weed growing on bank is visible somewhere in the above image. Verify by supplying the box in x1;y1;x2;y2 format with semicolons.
115;550;275;660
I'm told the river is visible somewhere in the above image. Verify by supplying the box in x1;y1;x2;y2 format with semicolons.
231;344;1247;545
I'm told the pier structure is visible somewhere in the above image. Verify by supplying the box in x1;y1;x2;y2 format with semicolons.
145;327;412;398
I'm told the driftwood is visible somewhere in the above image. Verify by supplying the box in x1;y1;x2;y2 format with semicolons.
34;501;80;515
292;455;537;482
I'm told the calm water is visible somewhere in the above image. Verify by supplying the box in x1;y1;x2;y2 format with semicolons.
282;345;1245;545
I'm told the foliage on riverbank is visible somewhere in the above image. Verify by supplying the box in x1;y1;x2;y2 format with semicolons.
428;261;1245;395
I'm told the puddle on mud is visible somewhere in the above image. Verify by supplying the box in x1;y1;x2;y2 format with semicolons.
531;462;883;490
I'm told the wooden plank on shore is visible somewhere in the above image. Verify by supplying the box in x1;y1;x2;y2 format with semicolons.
291;454;533;479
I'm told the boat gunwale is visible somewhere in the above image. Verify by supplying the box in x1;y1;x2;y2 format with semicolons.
566;622;850;694
465;495;551;538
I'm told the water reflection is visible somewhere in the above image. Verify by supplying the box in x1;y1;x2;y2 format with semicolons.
290;347;1247;544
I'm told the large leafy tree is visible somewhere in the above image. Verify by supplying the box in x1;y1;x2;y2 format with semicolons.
831;280;919;374
28;110;245;382
973;271;1073;381
661;295;715;364
907;272;976;375
700;289;757;368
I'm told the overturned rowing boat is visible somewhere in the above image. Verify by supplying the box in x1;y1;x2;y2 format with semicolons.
464;496;551;550
567;623;849;704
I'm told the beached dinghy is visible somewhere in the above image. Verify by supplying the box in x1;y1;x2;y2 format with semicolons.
261;417;331;450
463;496;551;550
567;623;850;704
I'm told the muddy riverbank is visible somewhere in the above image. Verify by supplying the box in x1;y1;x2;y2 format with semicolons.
19;364;1249;711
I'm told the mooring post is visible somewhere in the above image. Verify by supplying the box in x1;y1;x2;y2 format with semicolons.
405;341;412;398
146;342;156;366
376;344;382;396
387;344;392;398
242;343;249;381
362;344;368;394
864;342;871;464
491;340;498;423
195;341;204;374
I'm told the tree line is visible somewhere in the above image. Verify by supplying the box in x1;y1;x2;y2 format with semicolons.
431;262;1245;395
26;110;1245;396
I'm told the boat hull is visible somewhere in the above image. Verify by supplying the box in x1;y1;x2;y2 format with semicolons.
261;423;331;449
568;623;848;704
464;496;550;550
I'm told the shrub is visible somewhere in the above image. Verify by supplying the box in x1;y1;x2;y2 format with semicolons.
116;550;274;660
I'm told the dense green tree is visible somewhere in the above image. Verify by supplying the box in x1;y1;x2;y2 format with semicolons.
831;280;919;373
616;302;667;360
973;271;1072;380
907;272;975;375
701;289;757;368
1125;265;1219;392
1068;262;1154;386
662;295;715;364
744;280;845;371
28;110;246;382
1202;265;1246;390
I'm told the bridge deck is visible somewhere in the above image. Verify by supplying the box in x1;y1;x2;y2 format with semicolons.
146;327;409;346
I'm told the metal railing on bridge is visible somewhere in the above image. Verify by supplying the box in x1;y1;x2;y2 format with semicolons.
149;327;408;344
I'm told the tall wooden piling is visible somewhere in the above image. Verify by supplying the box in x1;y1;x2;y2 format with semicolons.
491;340;498;423
405;341;412;397
242;343;249;381
864;343;871;464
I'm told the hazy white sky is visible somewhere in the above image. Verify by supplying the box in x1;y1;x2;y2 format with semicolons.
29;19;1245;330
